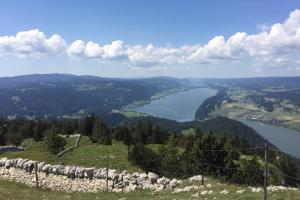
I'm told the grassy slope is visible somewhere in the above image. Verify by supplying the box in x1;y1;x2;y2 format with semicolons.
1;178;299;200
2;136;145;172
1;137;300;199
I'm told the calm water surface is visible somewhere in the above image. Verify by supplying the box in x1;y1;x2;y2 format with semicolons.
133;88;217;122
133;88;300;158
242;120;300;159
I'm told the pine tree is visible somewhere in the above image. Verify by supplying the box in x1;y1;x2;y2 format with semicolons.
152;125;162;144
7;123;23;146
0;126;7;146
122;126;132;152
44;127;67;155
33;120;46;142
159;134;180;177
19;122;33;139
80;115;94;136
133;121;147;144
90;120;102;143
62;121;74;136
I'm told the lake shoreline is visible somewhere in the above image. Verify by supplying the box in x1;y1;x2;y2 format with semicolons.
129;87;217;122
241;119;300;159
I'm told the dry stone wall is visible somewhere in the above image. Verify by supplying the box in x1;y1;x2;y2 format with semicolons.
0;146;25;153
0;157;178;193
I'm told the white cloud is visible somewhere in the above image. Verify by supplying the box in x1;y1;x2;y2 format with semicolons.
0;29;66;58
66;9;300;70
1;9;300;71
126;44;199;67
67;40;126;60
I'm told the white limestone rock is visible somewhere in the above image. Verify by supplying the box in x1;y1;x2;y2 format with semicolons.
148;172;159;183
84;168;94;179
157;176;170;185
169;179;178;189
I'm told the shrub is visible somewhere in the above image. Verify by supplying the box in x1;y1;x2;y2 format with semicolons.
44;127;67;155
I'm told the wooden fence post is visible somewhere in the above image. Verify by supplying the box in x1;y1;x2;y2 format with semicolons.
264;142;268;200
106;156;108;191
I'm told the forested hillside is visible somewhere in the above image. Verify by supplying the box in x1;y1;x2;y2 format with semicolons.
1;116;299;187
0;74;186;119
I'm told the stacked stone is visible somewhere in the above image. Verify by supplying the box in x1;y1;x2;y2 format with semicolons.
0;146;25;153
0;157;179;193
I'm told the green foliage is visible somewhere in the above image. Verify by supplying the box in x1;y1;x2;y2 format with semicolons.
33;120;47;142
114;126;131;148
195;117;263;147
6;123;22;146
61;121;75;136
129;120;166;145
0;126;7;146
159;134;181;177
128;143;160;174
1;116;299;187
232;156;263;185
44;127;67;155
90;118;112;145
7;132;22;146
274;155;300;186
80;115;94;136
195;87;227;120
19;122;34;138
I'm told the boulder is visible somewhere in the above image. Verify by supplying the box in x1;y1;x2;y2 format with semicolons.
37;162;45;171
100;168;108;179
125;183;137;193
16;159;27;169
108;169;118;180
23;160;35;172
131;172;139;178
139;173;147;179
75;167;85;178
157;177;170;185
142;181;155;190
169;179;178;189
68;166;76;178
154;184;164;192
189;175;206;182
0;157;7;166
41;164;51;173
93;169;102;179
4;159;13;168
57;165;65;175
148;172;159;183
84;168;94;179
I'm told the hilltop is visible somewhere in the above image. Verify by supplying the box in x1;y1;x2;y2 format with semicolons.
0;74;191;119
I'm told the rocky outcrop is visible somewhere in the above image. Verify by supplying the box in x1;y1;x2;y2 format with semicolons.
0;157;179;193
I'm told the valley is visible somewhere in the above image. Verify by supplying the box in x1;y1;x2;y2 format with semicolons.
1;74;300;199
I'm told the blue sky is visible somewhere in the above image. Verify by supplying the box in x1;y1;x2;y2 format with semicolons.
0;0;300;78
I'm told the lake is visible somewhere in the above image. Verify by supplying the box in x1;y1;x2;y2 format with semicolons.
242;120;300;159
133;88;300;159
133;87;217;122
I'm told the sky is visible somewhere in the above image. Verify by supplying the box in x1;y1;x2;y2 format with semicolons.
1;0;300;78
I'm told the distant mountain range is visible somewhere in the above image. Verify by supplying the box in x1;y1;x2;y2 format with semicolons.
0;74;187;119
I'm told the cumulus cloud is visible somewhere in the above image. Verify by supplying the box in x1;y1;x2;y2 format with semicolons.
1;9;300;70
67;40;126;60
66;9;300;70
127;44;200;66
0;29;66;58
